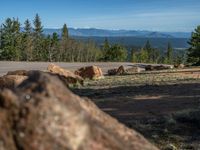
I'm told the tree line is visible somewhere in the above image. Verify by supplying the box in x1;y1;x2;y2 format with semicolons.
0;14;102;62
0;14;199;65
100;38;185;64
131;25;200;66
187;25;200;66
102;25;199;65
130;40;185;65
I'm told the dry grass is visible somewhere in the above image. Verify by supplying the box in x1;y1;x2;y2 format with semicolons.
83;71;200;88
72;69;200;150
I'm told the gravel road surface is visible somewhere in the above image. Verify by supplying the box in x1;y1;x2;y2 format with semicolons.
0;61;135;76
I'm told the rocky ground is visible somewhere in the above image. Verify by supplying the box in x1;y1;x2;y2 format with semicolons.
0;63;161;150
0;70;158;150
72;69;200;149
1;62;200;150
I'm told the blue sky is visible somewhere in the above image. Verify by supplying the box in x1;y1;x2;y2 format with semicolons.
0;0;200;32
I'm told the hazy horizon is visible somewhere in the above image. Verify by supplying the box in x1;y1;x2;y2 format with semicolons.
0;0;200;32
42;27;192;33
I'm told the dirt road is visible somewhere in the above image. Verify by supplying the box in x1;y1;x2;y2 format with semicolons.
0;61;135;76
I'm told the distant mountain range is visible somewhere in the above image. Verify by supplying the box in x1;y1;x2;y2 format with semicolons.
42;28;191;38
20;27;190;49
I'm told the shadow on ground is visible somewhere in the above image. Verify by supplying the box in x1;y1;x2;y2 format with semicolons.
73;83;200;118
72;83;200;149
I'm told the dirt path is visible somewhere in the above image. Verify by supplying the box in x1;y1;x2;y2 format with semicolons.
0;61;135;76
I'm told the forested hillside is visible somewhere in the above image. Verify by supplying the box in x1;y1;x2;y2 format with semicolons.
0;14;101;62
0;14;191;65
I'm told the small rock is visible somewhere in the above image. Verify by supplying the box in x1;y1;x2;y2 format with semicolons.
0;75;27;89
75;66;104;80
164;144;178;150
174;64;185;69
117;65;126;75
47;63;84;85
7;70;28;76
145;65;173;71
126;66;144;73
108;68;118;75
108;65;126;75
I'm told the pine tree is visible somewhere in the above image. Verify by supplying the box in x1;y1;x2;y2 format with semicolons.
187;25;200;66
24;19;32;34
12;18;22;61
102;38;110;61
1;18;14;60
60;23;69;61
51;32;59;61
0;18;22;60
41;35;51;61
62;24;68;39
33;14;43;36
105;44;127;62
144;40;151;52
139;48;148;63
33;14;44;60
151;48;160;63
131;48;138;63
144;40;153;63
166;42;173;64
174;54;183;65
23;19;33;61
